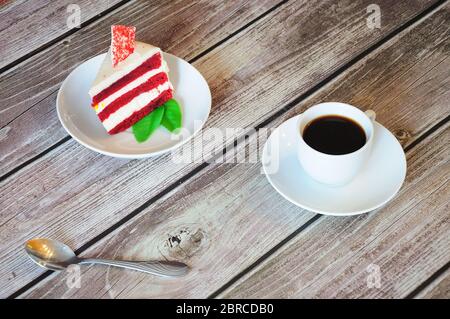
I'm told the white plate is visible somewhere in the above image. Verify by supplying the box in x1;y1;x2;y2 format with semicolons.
57;53;211;158
262;115;407;216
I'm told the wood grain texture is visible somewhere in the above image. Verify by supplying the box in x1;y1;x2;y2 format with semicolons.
0;0;280;175
0;0;444;298
0;0;125;70
0;0;439;298
17;3;450;298
221;123;449;298
414;266;450;298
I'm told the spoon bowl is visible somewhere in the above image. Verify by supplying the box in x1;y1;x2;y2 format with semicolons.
25;238;78;271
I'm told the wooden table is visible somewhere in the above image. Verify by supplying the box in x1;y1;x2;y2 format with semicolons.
0;0;449;299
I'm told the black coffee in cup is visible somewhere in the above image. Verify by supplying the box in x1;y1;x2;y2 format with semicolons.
302;115;366;155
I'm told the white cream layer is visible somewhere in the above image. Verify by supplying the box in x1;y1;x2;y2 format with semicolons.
102;82;171;132
94;64;167;114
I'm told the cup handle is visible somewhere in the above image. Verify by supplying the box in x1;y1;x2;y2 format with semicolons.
365;109;376;122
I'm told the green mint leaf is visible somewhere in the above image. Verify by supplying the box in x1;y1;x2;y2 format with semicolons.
161;99;182;132
132;106;165;143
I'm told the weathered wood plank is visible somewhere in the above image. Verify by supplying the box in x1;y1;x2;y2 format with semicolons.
220;123;449;299
0;0;125;70
1;0;444;298
414;266;450;298
0;0;280;175
18;4;450;298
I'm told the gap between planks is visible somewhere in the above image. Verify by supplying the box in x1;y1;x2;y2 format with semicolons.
406;260;450;298
7;0;450;298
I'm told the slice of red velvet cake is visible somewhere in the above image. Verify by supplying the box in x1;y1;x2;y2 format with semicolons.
89;26;173;134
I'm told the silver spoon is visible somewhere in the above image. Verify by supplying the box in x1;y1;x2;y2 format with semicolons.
25;238;189;277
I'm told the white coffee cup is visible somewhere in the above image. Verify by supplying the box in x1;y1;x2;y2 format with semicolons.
297;102;376;186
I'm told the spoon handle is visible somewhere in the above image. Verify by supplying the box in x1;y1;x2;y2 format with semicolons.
78;258;189;277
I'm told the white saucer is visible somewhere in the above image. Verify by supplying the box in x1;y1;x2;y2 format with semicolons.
262;115;406;216
57;53;211;158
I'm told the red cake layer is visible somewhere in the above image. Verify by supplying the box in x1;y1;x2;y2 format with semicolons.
107;89;173;134
98;72;169;121
92;52;162;106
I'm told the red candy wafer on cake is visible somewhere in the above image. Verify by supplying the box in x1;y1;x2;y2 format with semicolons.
111;25;136;67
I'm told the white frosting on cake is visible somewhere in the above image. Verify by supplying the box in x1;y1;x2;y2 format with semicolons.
89;41;164;97
102;82;172;132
